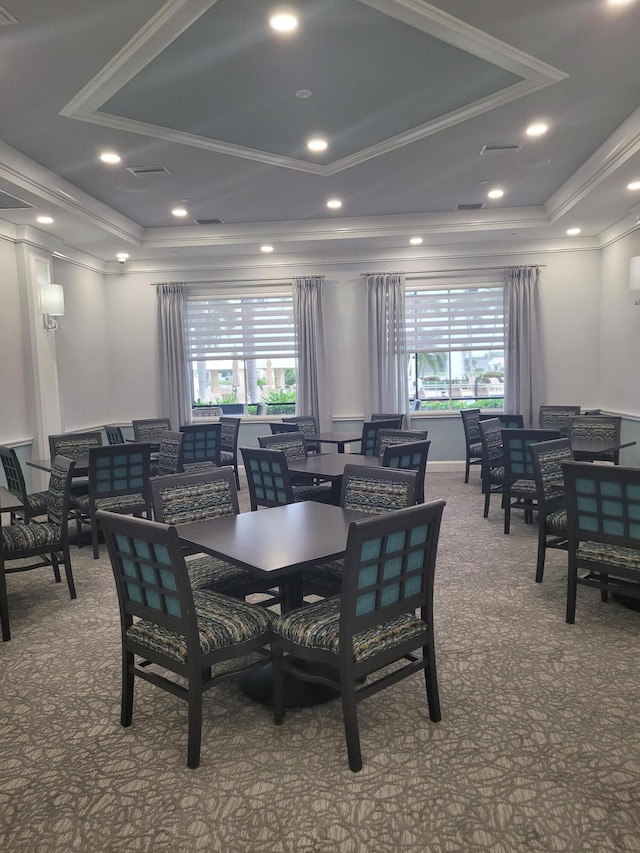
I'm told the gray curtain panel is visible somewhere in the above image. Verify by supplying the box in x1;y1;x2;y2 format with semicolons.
363;273;407;418
156;282;192;429
292;276;332;432
503;265;546;422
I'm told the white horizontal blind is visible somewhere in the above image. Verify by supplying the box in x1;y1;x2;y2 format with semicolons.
186;293;295;361
405;277;504;352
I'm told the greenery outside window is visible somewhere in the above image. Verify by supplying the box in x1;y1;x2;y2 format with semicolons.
406;276;505;411
186;289;296;414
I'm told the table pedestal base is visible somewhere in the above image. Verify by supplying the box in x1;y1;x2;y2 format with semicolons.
240;661;339;708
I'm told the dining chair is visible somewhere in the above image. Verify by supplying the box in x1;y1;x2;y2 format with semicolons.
479;418;505;519
538;405;581;434
375;428;428;456
501;428;562;534
97;510;272;768
459;409;483;483
48;430;103;496
268;421;299;435
179;423;222;472
131;418;171;446
303;463;419;598
150;467;282;602
104;425;125;445
371;413;404;428
72;444;152;559
567;415;622;464
0;445;48;523
382;439;430;503
271;499;446;772
152;431;184;476
562;461;640;624
241;446;333;510
258;431;333;497
528;438;572;583
359;419;401;457
1;456;77;641
480;413;525;429
283;415;320;453
219;416;242;490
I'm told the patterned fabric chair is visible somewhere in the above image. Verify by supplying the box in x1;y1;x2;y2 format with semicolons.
538;406;581;435
269;422;299;435
375;428;428;456
242;446;333;510
179;424;221;472
382;440;430;503
131;418;171;450
271;499;446;772
460;409;483;483
568;415;622;464
49;430;103;496
529;438;573;583
562;461;640;623
0;445;48;523
97;510;272;768
219;416;241;490
303;464;418;598
359;419;400;457
258;431;333;499
152;431;184;477
72;444;152;559
150;467;281;601
479;418;505;519
1;456;76;641
283;416;320;453
104;425;125;445
502;428;561;534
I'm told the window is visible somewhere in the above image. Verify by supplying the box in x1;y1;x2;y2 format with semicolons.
405;274;505;411
186;288;296;414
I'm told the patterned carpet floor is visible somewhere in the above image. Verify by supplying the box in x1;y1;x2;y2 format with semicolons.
1;472;639;853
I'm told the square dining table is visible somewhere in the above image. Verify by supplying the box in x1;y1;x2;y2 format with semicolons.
307;431;363;453
287;452;384;503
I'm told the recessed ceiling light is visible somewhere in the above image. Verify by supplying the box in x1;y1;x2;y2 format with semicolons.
409;237;423;245
295;89;312;99
307;137;328;153
487;188;504;199
608;0;635;7
36;215;54;224
627;180;640;190
269;11;298;32
326;199;342;209
526;122;548;137
100;151;121;164
566;227;581;235
115;252;129;260
260;244;274;253
172;200;189;217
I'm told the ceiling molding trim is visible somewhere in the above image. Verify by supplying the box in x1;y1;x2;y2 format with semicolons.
545;105;640;222
60;0;567;174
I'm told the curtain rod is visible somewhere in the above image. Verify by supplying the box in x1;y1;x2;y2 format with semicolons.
150;277;319;286
360;265;545;276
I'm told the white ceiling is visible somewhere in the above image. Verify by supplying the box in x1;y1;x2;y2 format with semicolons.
1;0;640;267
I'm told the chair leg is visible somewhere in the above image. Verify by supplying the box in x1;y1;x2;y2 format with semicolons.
121;651;135;727
341;680;362;772
464;455;470;484
483;488;490;518
186;686;203;769
0;565;10;641
504;498;511;535
423;642;441;723
91;515;100;560
272;646;285;726
51;552;62;583
535;524;547;583
61;547;77;599
566;563;578;624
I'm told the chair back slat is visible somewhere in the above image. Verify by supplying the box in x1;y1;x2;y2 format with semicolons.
259;431;307;461
151;468;239;525
132;418;171;443
568;415;621;442
49;431;103;460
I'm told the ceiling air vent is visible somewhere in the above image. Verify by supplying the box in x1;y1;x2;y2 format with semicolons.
126;165;172;178
480;142;523;155
455;203;485;211
0;191;34;210
194;218;225;225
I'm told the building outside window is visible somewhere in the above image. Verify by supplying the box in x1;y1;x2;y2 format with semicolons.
186;289;296;415
405;274;505;411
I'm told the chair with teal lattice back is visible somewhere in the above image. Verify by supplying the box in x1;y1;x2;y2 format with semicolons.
271;499;446;772
502;428;561;534
241;447;295;510
382;440;430;503
73;444;152;559
529;438;573;583
562;461;640;623
104;425;125;445
150;467;281;603
359;419;399;457
479;418;505;519
283;416;320;453
0;445;48;523
568;415;622;464
219;416;241;490
97;510;272;768
258;432;333;500
460;409;483;483
49;430;103;496
179;424;222;472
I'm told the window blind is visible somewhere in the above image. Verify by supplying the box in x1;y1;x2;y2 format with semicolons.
186;293;295;361
405;281;504;352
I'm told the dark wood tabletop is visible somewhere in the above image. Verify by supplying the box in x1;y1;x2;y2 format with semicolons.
307;432;362;453
287;452;382;480
569;438;636;455
0;486;24;513
26;457;89;475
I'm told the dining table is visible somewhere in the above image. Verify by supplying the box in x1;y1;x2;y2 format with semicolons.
27;456;89;475
176;500;367;705
307;431;363;453
0;485;24;515
287;452;384;504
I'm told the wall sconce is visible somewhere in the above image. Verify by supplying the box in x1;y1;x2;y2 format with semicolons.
40;282;65;331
